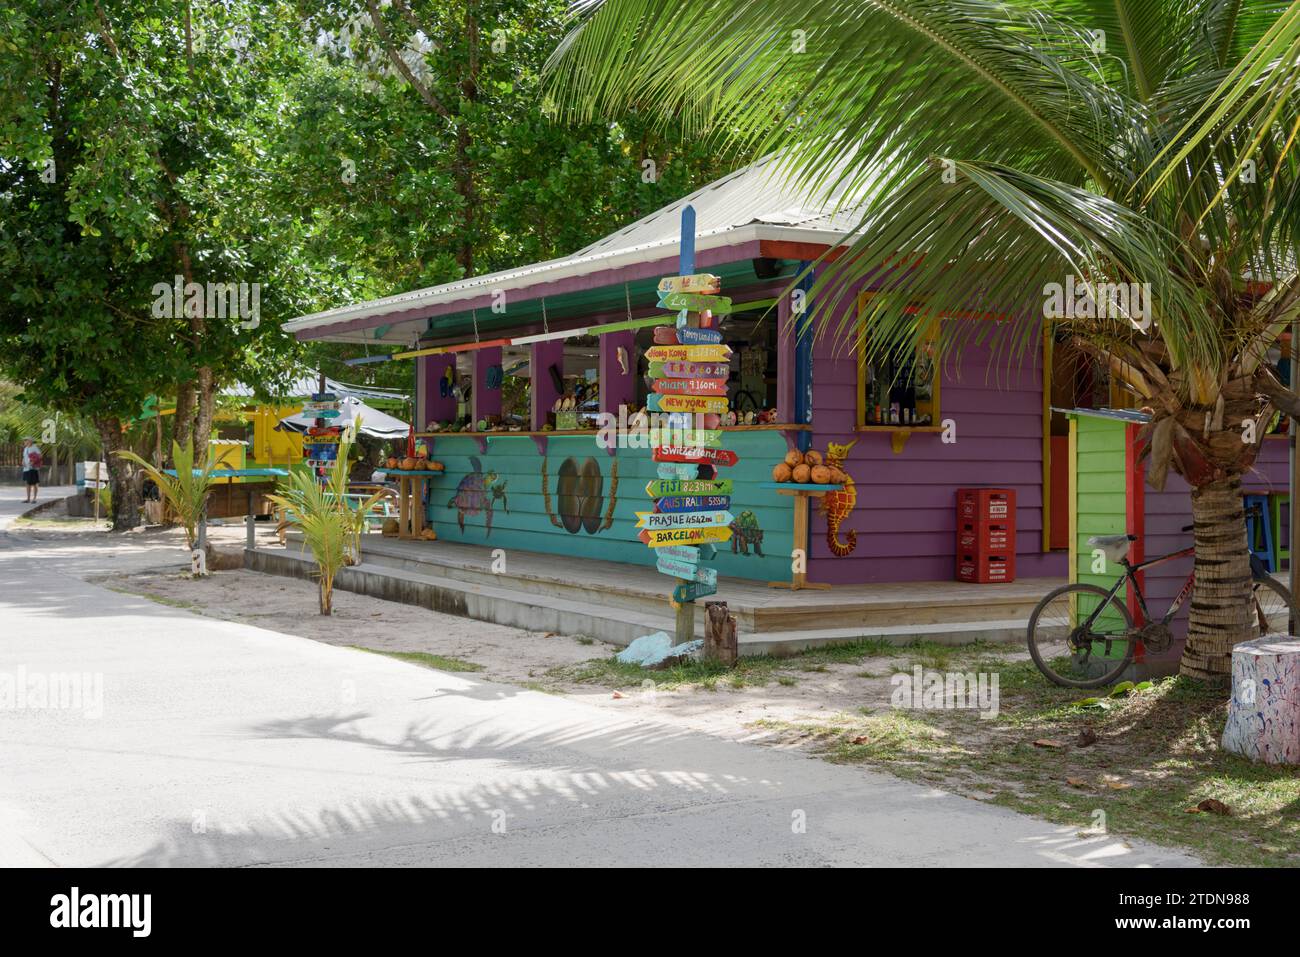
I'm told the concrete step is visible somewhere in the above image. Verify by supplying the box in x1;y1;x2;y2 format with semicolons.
248;547;1032;653
357;538;688;626
249;547;677;647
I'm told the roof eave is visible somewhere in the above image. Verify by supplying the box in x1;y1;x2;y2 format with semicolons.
285;224;840;342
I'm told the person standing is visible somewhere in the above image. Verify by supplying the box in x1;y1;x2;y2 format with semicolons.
20;437;42;503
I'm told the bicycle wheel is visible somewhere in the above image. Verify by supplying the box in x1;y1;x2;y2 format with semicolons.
1027;582;1136;688
1250;574;1297;634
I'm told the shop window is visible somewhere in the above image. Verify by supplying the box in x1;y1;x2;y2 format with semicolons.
856;301;939;428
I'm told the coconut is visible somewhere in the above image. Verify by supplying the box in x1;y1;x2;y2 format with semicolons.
810;465;832;484
381;518;399;537
772;463;793;482
784;450;803;468
400;456;418;471
804;450;824;467
792;463;811;483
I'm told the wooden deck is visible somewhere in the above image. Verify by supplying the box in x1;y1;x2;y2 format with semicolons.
353;534;1061;638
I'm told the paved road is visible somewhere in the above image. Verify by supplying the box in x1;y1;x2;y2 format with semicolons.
0;486;1200;867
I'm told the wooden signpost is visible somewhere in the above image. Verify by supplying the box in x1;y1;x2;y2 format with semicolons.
635;207;738;657
647;394;729;414
636;510;734;530
658;292;732;314
644;478;733;496
648;361;731;379
638;525;733;547
651;446;739;466
654;494;731;512
653;326;724;345
656;556;718;586
657;273;721;296
650;378;728;396
645;344;731;362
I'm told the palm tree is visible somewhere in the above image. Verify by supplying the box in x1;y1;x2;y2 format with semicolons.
547;0;1300;681
117;438;219;562
269;434;386;615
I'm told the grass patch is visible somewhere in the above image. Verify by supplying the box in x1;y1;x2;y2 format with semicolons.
104;585;201;611
546;637;1002;692
351;646;484;673
749;655;1300;867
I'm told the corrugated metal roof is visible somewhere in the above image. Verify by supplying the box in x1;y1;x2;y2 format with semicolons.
284;151;873;339
574;151;868;258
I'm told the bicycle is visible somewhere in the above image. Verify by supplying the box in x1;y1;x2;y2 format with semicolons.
1026;507;1297;687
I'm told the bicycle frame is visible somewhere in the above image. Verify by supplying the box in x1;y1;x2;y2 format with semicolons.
1078;545;1196;635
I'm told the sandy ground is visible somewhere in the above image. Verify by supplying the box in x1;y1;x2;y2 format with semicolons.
14;500;1021;754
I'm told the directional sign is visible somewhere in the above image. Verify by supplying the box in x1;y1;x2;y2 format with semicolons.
645;344;731;363
647;394;729;414
654;494;731;513
657;544;701;564
656;463;699;479
303;399;340;413
645;479;733;497
658;292;732;314
677;327;723;345
637;510;733;530
657;557;719;586
651;378;728;396
673;580;718;604
652;446;739;466
639;525;733;548
305;432;341;444
658;273;721;296
652;428;723;448
648;361;730;380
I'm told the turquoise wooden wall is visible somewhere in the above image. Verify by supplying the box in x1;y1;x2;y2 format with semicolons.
423;431;795;581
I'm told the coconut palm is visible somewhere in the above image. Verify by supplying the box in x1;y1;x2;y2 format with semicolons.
268;436;386;615
548;0;1300;681
117;438;219;557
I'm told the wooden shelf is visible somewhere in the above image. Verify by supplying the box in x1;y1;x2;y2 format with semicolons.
855;424;943;433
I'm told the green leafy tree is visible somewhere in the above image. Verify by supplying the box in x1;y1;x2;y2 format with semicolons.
0;0;327;527
550;0;1300;681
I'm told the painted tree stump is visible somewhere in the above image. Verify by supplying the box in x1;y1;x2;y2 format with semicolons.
1221;636;1300;765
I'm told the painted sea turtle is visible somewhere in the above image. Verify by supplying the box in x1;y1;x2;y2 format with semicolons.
448;457;509;533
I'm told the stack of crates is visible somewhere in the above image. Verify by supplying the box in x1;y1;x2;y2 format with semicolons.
956;488;1016;583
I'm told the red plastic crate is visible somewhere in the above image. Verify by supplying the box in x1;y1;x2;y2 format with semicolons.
957;520;1011;554
957;552;1016;583
957;488;1015;522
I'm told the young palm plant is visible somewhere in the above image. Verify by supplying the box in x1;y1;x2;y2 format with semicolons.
268;437;385;615
117;438;219;556
548;0;1300;681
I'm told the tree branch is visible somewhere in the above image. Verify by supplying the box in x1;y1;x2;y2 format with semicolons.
364;0;451;119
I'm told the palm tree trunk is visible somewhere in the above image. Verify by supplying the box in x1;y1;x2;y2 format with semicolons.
1180;476;1257;682
319;573;334;616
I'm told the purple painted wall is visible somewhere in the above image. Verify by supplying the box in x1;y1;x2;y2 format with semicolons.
600;330;636;417
473;347;502;423
530;340;564;428
420;354;457;429
805;309;1066;584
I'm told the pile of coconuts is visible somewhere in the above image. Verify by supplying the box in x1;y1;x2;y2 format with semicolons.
771;449;847;485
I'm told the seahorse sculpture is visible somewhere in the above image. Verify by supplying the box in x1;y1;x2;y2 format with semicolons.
820;440;858;557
